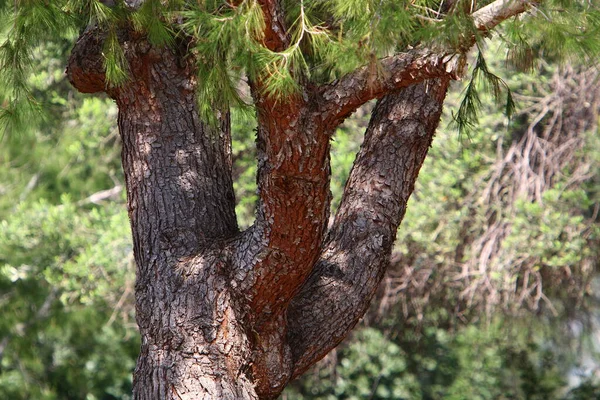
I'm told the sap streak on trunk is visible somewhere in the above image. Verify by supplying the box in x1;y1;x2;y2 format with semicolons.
232;82;333;397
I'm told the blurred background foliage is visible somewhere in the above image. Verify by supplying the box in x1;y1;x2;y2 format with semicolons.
1;26;599;400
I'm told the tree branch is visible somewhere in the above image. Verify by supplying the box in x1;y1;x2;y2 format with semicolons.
319;0;536;124
76;185;123;206
287;78;450;378
319;50;463;125
472;0;534;32
285;0;537;378
233;93;332;320
228;88;334;396
256;0;290;51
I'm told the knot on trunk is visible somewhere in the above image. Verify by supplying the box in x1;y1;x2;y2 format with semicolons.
66;26;108;94
67;25;188;98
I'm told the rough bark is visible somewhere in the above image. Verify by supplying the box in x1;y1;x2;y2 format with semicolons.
115;45;248;400
287;78;451;378
64;1;537;398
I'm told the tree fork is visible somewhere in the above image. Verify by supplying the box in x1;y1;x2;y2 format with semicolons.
287;78;451;379
63;0;540;397
67;27;453;399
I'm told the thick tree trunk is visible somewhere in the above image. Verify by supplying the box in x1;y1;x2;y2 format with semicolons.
114;45;254;399
67;25;451;400
60;0;537;396
68;30;257;399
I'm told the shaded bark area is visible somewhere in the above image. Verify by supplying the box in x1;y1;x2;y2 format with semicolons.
287;79;451;378
69;31;256;399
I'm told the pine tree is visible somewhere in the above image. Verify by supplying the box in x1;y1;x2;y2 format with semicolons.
1;0;598;398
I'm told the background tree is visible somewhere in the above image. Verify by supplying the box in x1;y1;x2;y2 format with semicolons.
1;1;599;399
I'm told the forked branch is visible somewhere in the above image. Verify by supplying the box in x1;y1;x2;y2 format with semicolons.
319;0;537;123
287;79;451;377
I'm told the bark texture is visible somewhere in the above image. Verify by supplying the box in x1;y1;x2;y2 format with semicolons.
65;1;534;398
287;79;450;377
69;30;258;399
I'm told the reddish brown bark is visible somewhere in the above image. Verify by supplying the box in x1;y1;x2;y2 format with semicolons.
287;79;450;378
66;1;536;398
256;0;290;51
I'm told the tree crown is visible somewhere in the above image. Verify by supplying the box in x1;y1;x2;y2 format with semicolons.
1;0;599;132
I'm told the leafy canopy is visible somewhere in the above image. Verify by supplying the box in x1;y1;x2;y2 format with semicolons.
1;0;599;132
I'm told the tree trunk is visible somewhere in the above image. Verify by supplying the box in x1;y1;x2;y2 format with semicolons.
115;47;256;399
58;0;540;396
68;29;256;399
67;26;451;400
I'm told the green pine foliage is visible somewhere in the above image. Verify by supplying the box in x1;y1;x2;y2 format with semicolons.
452;47;515;137
0;0;78;133
1;0;598;132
